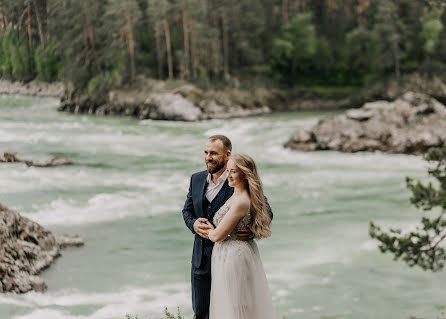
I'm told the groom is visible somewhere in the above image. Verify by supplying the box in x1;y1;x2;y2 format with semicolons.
182;135;272;319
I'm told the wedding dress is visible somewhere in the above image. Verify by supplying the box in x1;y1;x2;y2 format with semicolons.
209;199;276;319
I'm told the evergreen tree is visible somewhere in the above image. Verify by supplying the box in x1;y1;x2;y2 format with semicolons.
370;146;446;272
346;26;381;84
420;7;444;74
0;0;445;87
270;13;316;84
372;0;405;79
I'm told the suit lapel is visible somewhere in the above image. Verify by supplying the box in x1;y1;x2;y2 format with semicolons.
197;172;208;217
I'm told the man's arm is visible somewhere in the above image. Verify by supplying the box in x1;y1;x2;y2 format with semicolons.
182;175;213;237
236;195;273;241
182;176;197;234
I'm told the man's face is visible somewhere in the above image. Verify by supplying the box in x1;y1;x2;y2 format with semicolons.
204;140;229;174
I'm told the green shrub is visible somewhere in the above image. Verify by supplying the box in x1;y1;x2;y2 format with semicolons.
0;31;32;80
124;307;184;319
34;43;60;82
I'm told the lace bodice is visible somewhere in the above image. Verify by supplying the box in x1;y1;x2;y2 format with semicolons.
213;198;251;240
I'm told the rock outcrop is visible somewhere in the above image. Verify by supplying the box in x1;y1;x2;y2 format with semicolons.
0;151;72;167
285;92;446;154
0;204;84;293
58;77;272;121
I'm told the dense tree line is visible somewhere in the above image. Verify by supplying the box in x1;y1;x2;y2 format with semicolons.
0;0;445;91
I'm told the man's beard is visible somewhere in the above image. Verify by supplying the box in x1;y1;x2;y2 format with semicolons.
206;159;225;174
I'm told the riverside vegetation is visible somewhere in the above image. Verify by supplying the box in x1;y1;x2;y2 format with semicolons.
1;0;446;114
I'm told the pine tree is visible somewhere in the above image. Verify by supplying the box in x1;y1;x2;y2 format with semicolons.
370;146;446;272
372;0;405;79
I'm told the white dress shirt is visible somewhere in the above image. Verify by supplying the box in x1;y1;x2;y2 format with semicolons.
205;170;229;202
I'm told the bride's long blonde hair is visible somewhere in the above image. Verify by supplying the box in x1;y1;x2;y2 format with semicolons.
230;154;271;239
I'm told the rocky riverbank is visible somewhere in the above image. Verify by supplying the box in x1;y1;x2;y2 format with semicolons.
2;73;446;121
285;92;446;154
0;79;65;97
0;203;83;293
55;74;446;121
55;77;386;121
58;77;276;121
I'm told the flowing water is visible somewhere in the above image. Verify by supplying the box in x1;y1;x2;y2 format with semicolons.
0;94;444;319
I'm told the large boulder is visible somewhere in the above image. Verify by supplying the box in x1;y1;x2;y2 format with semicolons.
285;92;446;154
144;93;202;121
0;204;84;293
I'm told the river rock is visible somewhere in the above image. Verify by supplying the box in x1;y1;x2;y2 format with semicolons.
56;234;85;248
0;151;72;167
0;204;84;293
144;93;202;121
285;92;446;154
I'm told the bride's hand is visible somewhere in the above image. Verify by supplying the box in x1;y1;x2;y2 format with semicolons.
202;221;215;238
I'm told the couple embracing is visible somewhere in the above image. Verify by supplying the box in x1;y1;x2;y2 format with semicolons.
182;135;275;319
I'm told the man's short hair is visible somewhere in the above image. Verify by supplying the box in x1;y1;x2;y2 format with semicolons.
208;135;232;152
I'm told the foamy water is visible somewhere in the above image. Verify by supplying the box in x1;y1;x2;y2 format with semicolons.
0;95;444;319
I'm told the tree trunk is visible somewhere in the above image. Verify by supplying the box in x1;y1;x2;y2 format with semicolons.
356;0;369;25
32;0;45;49
155;22;163;78
163;17;173;80
221;11;229;80
282;0;288;23
290;0;300;16
182;9;190;79
0;0;6;31
125;11;135;83
392;41;400;80
190;25;198;79
84;8;95;51
26;3;32;53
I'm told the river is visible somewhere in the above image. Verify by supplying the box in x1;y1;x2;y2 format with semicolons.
0;94;444;319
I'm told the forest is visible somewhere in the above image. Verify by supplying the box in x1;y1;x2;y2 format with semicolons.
0;0;445;94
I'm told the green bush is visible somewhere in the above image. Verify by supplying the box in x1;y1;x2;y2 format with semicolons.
0;31;32;80
34;43;60;82
124;307;184;319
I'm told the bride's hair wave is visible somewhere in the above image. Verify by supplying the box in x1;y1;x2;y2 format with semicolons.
230;154;271;239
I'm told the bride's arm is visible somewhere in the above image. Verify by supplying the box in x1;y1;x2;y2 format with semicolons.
207;199;249;243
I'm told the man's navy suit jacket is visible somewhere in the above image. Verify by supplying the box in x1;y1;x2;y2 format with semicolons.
182;170;233;268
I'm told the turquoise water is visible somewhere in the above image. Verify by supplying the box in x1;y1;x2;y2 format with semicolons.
0;94;444;319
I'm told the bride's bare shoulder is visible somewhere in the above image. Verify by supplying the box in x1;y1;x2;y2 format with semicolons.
231;194;250;213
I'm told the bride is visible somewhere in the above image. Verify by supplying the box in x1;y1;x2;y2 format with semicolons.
203;154;276;319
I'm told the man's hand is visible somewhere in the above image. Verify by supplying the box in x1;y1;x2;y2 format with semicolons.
235;228;254;241
193;218;213;239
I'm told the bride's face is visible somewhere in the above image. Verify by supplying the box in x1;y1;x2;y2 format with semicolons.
227;160;245;188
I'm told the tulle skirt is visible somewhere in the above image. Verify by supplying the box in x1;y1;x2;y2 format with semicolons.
209;239;276;319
